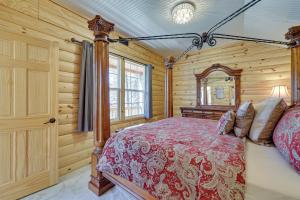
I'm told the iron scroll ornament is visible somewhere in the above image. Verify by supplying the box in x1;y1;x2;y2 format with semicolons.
107;0;292;65
109;32;290;64
189;33;217;50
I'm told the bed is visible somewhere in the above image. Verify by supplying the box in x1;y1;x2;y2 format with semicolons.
245;140;300;200
98;117;245;199
97;117;300;200
85;15;300;200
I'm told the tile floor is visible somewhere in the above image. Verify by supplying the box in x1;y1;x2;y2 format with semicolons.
22;166;137;200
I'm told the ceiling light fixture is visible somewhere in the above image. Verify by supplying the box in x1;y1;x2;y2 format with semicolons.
172;2;195;24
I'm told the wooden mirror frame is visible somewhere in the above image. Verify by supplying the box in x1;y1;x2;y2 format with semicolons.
195;64;243;108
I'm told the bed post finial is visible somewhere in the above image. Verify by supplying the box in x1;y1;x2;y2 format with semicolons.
88;15;114;195
286;25;300;48
286;25;300;105
164;56;175;118
164;56;175;69
88;15;114;42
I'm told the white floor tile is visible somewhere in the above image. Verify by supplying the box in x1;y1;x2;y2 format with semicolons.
22;166;137;200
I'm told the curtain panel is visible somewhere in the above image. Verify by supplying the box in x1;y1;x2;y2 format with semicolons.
78;41;95;132
144;64;153;119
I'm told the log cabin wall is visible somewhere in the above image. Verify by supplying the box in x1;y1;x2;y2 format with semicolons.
0;0;165;176
173;42;291;116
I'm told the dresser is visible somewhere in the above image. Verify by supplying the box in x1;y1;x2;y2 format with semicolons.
180;64;242;120
180;105;235;120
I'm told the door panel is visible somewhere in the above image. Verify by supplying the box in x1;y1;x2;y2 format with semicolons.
16;130;27;181
28;45;49;63
0;132;12;185
0;68;12;116
28;70;49;115
14;68;27;117
28;128;49;176
0;30;58;200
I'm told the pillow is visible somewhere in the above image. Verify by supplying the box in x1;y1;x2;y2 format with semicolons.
249;97;287;145
273;106;300;174
217;110;236;135
234;101;255;138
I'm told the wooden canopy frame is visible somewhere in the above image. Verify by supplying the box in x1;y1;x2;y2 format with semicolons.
164;56;175;118
87;14;300;199
286;25;300;105
87;15;114;195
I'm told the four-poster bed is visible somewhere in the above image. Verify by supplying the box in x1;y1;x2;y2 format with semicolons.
86;11;300;199
287;25;300;105
164;56;175;118
88;0;300;199
87;15;114;195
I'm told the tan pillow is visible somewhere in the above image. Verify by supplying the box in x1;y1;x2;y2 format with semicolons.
234;101;255;138
217;110;236;135
249;98;287;145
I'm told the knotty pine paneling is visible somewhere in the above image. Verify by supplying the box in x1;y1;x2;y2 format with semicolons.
173;42;291;116
0;0;165;176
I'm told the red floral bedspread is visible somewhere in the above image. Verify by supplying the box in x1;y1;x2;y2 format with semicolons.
98;117;245;200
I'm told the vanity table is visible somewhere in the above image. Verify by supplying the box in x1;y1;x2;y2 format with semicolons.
180;64;242;120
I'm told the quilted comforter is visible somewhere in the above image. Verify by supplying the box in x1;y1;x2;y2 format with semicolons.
98;117;245;200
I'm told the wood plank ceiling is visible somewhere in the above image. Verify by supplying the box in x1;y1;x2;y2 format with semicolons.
54;0;300;56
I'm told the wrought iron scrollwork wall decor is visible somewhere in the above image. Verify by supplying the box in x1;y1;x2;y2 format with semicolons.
108;0;292;66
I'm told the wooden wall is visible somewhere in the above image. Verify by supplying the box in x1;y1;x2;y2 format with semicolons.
0;0;165;176
173;42;291;116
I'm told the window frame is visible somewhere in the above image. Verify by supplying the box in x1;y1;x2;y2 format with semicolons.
124;59;146;119
108;54;121;122
108;54;146;122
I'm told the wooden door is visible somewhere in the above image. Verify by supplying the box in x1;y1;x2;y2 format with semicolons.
0;30;59;200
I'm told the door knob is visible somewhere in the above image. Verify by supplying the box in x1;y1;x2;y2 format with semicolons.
44;118;56;124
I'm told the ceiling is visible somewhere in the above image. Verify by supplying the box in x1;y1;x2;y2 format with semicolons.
55;0;300;56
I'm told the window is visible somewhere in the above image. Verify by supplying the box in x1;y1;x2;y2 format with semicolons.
125;60;145;117
201;86;212;105
109;54;146;121
207;86;212;105
109;55;121;120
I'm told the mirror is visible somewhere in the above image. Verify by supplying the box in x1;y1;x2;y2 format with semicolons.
195;64;242;108
201;71;236;106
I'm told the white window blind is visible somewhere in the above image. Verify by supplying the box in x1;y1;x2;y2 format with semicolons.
109;55;121;120
125;60;145;118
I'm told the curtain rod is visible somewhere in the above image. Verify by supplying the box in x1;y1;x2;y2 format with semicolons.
70;38;83;45
69;38;154;70
110;52;155;69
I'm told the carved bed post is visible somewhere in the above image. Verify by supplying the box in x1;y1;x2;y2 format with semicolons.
164;56;175;118
286;25;300;105
88;15;114;195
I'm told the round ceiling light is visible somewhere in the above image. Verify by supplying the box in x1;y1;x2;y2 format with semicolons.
172;2;195;24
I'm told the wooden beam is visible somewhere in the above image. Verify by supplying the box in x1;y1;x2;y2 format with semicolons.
103;172;157;200
286;25;300;104
87;15;114;196
164;56;175;117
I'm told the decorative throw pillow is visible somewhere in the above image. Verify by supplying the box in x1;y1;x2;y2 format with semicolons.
273;106;300;174
234;101;255;138
249;97;287;145
217;110;236;135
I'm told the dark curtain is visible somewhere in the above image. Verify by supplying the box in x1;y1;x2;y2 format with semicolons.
144;64;153;119
78;41;95;132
